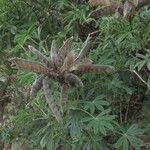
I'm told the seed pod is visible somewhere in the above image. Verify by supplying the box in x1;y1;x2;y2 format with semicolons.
71;64;113;74
88;0;119;7
60;51;76;73
42;77;62;122
9;58;50;74
60;83;69;113
64;73;84;87
50;40;58;65
56;37;73;67
123;0;136;20
69;58;92;72
30;75;45;99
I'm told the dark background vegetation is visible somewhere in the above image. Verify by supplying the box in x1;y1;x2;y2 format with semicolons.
0;0;150;149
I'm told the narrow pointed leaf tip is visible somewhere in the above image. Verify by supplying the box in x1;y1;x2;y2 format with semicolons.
27;45;50;65
50;40;58;52
104;65;114;73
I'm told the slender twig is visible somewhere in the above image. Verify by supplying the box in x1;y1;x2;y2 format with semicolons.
125;102;129;123
133;70;150;87
70;107;95;119
119;103;122;123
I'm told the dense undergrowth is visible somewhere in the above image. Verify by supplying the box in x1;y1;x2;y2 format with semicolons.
0;0;150;149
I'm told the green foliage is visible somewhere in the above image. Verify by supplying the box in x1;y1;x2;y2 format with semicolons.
83;109;115;135
116;124;144;150
84;95;110;113
0;0;150;150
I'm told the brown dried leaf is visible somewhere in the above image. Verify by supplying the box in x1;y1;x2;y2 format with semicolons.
56;37;73;67
30;75;45;99
60;83;69;113
9;57;50;75
123;0;133;17
50;40;58;64
70;58;93;72
72;64;113;74
88;0;119;6
64;73;84;87
60;51;77;73
132;0;138;6
42;77;62;122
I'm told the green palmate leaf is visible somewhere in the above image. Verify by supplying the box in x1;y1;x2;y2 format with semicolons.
99;122;107;135
116;136;124;148
133;52;150;71
86;110;115;135
69;118;82;139
127;135;144;150
81;116;93;123
84;95;109;113
116;136;129;150
103;122;114;131
137;60;147;71
84;101;96;114
126;124;144;135
89;103;95;114
123;136;129;150
116;124;145;150
94;99;109;110
88;118;99;134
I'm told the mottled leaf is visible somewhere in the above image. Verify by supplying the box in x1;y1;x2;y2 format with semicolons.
30;75;45;99
72;64;113;74
9;57;51;75
64;73;84;87
60;51;76;73
50;40;58;64
56;37;73;67
42;77;62;122
60;83;69;113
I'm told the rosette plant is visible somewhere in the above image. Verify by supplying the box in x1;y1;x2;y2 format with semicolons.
9;37;113;122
